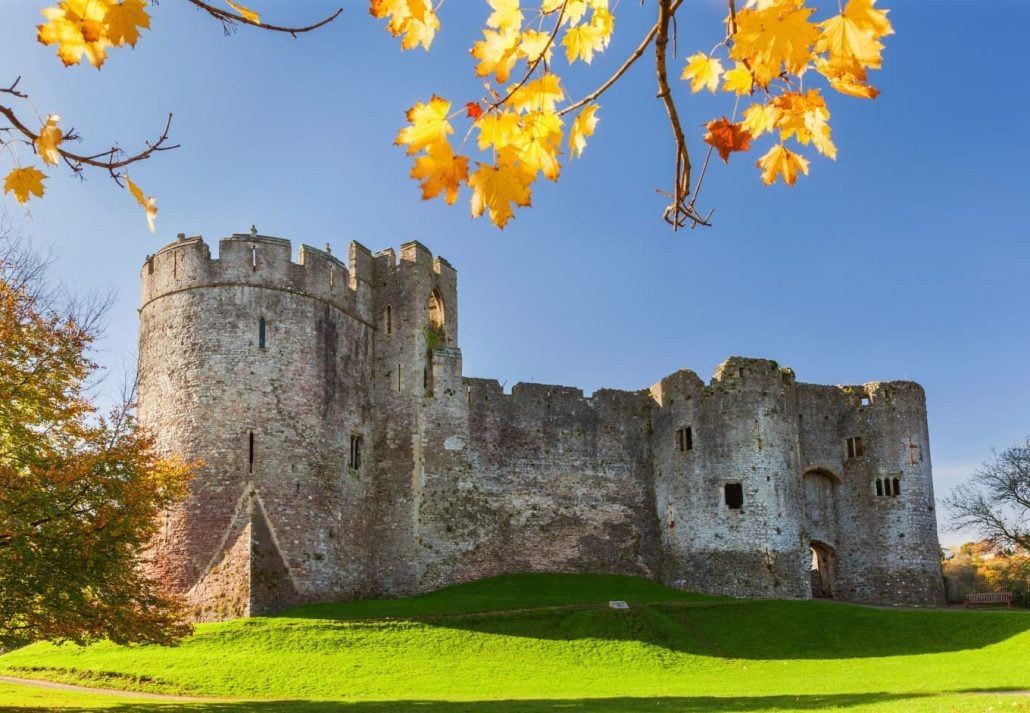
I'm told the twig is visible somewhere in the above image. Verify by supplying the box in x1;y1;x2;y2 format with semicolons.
182;1;342;37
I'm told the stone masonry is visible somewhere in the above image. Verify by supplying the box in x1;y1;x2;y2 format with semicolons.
138;231;946;620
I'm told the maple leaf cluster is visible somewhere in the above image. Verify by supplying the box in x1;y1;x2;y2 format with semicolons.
683;0;893;186
382;0;892;228
385;0;610;229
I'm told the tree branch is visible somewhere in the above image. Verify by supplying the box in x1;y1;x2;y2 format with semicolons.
182;1;343;37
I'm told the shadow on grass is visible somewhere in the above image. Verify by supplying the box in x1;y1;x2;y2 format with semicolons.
384;599;1030;660
0;691;961;712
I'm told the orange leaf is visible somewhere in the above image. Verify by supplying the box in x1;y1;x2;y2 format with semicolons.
465;102;484;120
703;117;752;163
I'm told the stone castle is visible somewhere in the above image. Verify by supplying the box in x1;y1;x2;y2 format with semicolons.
138;231;945;620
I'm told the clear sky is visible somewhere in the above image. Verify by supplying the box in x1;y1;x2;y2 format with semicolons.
2;1;1028;545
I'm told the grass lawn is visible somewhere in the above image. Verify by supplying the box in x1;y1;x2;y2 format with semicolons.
1;573;1028;711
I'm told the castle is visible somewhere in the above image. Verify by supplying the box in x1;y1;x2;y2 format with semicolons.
138;231;945;620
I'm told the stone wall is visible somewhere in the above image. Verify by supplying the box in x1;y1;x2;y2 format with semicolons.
139;232;945;617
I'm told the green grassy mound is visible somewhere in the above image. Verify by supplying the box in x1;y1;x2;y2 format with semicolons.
1;573;1028;712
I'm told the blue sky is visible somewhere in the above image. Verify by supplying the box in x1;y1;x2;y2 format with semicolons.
2;1;1027;544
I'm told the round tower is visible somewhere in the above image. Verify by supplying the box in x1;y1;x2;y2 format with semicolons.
138;231;377;619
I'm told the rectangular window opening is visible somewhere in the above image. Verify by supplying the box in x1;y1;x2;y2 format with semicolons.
248;431;254;473
860;395;870;407
846;436;864;459
875;478;883;496
677;427;694;452
258;317;266;350
386;306;393;335
349;434;363;470
251;245;257;271
724;483;744;510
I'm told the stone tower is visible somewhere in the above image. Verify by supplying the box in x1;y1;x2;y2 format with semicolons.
139;231;945;619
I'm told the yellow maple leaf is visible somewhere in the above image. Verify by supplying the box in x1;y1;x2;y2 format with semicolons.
37;0;113;68
741;102;779;137
35;115;63;166
472;28;521;83
370;0;439;51
396;96;453;156
512;110;563;181
104;0;150;46
410;140;470;205
569;104;599;159
681;53;723;93
125;175;158;233
468;149;534;229
519;30;553;64
815;57;879;99
772;89;836;159
226;0;260;24
486;0;523;34
563;23;604;64
756;144;809;186
507;73;564;113
721;62;754;96
476;111;521;152
3;167;47;204
729;1;818;86
816;0;891;70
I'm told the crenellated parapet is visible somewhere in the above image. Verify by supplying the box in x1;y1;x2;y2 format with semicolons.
140;232;378;325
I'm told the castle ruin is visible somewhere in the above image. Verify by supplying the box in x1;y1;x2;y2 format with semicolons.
138;231;945;620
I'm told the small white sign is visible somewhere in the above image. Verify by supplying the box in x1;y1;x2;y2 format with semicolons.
608;600;630;610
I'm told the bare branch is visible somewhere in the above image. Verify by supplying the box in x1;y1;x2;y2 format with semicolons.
182;1;342;37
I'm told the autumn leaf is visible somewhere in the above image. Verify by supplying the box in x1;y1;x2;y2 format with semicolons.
816;0;892;70
475;111;521;152
507;73;564;113
486;0;522;34
468;149;534;229
125;175;157;232
681;53;723;93
756;144;809;186
226;0;260;24
721;62;754;96
512;110;563;181
772;89;836;159
35;115;63;166
396;96;453;155
104;0;150;46
730;1;818;86
472;28;521;83
563;7;613;65
742;102;779;138
703;117;752;163
3;167;47;204
519;30;553;64
410;140;469;205
815;57;880;99
569;104;599;159
465;102;484;120
38;0;113;68
371;0;440;50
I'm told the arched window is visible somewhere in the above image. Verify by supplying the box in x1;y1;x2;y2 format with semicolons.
892;477;901;496
427;290;445;332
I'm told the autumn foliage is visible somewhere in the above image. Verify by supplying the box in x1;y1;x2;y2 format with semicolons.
2;0;893;231
0;245;193;647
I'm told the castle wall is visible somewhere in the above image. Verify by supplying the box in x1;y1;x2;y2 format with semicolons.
651;359;810;599
797;382;945;605
139;232;945;616
408;372;660;591
139;234;377;618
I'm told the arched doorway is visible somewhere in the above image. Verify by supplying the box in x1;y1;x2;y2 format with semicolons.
810;540;835;598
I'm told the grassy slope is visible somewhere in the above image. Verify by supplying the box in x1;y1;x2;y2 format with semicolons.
1;573;1028;712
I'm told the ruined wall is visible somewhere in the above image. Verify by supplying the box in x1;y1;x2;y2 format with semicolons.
651;359;810;599
139;233;376;618
797;382;945;605
139;233;944;616
411;372;660;591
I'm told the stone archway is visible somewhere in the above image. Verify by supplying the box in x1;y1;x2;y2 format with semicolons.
810;540;836;598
